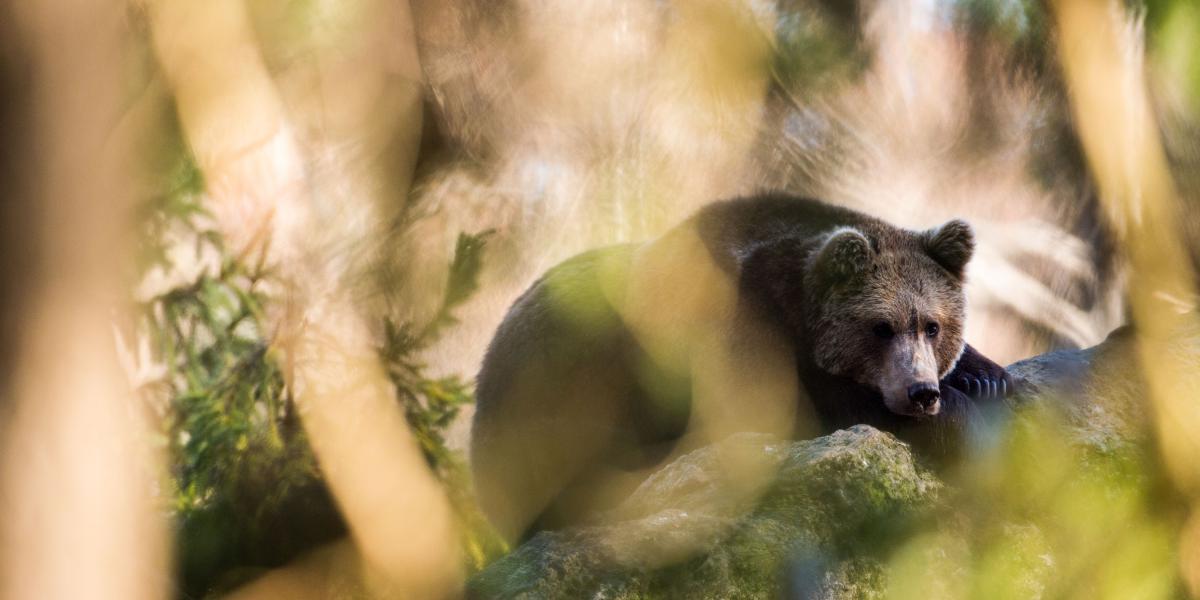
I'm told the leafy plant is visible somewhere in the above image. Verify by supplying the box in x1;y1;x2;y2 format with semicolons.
381;230;507;570
134;146;503;596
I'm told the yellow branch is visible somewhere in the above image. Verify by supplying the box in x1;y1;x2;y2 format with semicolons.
1052;0;1200;592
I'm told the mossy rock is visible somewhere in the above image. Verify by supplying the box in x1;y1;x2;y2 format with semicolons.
468;426;940;599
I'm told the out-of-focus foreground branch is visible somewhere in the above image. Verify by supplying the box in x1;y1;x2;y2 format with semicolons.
1052;0;1200;594
0;1;169;599
145;0;461;597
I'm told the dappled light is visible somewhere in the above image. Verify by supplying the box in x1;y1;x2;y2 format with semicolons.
0;0;1198;598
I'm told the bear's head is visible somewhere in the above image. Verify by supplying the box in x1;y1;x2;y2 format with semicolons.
805;220;973;416
745;219;974;418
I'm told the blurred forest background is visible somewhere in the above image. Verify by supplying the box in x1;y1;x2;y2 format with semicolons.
1;0;1199;598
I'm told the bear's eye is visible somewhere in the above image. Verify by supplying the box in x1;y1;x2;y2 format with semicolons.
926;322;940;338
872;322;894;340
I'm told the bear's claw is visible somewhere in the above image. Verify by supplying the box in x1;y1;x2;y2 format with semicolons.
947;344;1012;401
956;374;1009;400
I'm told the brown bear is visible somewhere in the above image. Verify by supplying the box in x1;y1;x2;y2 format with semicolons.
471;194;1011;543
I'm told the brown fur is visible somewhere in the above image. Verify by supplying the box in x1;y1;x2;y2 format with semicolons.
471;194;1008;543
800;221;971;414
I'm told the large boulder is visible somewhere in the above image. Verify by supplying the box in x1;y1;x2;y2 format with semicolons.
468;426;939;599
469;328;1178;599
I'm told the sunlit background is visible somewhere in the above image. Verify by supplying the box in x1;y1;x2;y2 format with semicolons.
0;0;1198;597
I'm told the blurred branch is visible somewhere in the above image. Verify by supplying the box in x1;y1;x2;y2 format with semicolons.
1051;0;1200;593
0;1;169;599
144;0;461;596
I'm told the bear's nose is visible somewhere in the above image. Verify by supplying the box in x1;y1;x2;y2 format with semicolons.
907;383;940;413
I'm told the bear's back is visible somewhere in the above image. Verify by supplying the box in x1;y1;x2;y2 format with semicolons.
692;194;881;275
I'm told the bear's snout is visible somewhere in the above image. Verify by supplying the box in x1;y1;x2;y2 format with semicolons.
907;383;940;415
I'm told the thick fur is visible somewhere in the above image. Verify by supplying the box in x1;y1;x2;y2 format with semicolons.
472;194;1010;543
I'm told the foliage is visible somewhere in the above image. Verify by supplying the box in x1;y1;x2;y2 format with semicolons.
134;145;502;596
135;154;338;595
380;230;507;570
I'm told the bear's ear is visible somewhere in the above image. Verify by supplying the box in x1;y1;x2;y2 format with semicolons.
811;227;872;284
924;219;974;278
